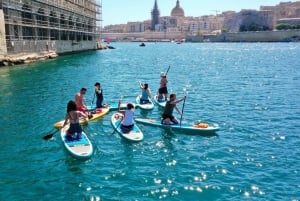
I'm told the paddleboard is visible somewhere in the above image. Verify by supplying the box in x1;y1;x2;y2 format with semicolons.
135;95;154;110
87;103;134;111
61;124;93;159
135;118;219;134
111;113;144;142
54;107;110;129
153;95;166;108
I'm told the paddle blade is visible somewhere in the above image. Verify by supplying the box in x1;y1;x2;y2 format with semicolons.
43;130;59;140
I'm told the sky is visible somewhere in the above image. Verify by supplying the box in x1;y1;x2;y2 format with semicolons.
100;0;290;26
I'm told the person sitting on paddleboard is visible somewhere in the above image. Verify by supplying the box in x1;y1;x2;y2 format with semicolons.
158;72;168;102
162;93;186;125
118;101;135;133
140;82;152;104
62;100;88;140
94;82;104;108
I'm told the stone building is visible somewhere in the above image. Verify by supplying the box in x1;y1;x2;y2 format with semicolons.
260;1;300;25
223;9;274;32
0;0;101;56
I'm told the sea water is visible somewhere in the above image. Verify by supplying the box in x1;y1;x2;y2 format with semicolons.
0;42;299;200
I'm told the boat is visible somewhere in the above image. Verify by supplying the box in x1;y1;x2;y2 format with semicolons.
111;113;144;142
135;95;154;110
153;95;166;108
54;107;110;129
139;42;146;47
61;124;93;159
135;118;219;134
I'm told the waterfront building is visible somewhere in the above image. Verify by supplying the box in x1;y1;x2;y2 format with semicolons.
260;1;300;26
0;0;102;56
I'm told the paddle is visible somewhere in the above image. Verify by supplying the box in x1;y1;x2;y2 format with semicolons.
179;96;186;127
165;65;171;76
43;129;59;140
111;96;123;135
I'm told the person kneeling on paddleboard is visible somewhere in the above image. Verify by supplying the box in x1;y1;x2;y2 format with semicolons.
162;94;186;125
118;101;135;133
140;82;152;104
63;100;88;140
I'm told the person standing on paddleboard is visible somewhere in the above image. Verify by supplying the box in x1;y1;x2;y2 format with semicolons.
162;93;186;125
158;72;168;101
94;82;104;108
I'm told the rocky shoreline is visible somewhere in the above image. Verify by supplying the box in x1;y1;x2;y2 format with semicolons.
0;51;58;66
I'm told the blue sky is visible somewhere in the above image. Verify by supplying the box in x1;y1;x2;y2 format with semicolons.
101;0;288;26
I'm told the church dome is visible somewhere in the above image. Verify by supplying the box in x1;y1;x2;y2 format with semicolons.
171;0;185;17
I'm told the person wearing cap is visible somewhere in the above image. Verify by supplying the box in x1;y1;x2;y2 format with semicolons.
158;72;168;101
94;82;104;108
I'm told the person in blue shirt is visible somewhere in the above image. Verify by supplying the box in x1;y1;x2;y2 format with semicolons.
139;82;152;104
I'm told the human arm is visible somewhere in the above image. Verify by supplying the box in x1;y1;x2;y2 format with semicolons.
62;113;69;128
174;96;186;104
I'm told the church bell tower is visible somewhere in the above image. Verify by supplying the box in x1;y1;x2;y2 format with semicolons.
151;0;160;31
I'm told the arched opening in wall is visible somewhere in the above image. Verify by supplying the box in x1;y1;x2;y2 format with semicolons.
22;4;32;25
88;20;93;32
60;14;66;29
76;32;81;41
37;8;47;26
37;8;48;40
21;4;34;39
82;20;86;32
61;30;67;40
14;23;19;39
69;16;74;29
76;17;81;31
49;11;59;40
69;31;75;41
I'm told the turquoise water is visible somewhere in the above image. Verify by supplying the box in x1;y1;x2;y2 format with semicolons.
0;42;299;200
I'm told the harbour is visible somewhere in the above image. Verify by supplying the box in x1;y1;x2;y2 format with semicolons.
0;42;299;200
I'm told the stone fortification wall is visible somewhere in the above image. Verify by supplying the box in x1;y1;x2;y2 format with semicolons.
0;10;7;57
186;30;300;42
216;30;300;42
102;32;185;41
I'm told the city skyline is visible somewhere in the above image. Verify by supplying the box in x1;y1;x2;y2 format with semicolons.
102;0;290;26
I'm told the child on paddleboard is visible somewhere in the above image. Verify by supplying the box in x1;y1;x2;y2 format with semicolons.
162;93;186;125
94;82;104;108
63;100;88;140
